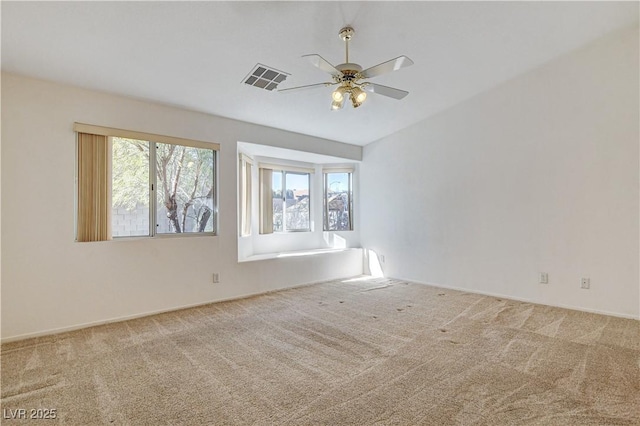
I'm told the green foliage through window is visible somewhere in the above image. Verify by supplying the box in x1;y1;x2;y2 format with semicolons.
111;137;216;237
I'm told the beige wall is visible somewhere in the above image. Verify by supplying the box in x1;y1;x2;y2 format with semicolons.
3;24;638;341
0;74;363;340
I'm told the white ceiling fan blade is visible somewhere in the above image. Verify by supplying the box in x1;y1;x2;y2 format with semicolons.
278;82;336;93
302;54;343;77
362;83;409;100
360;56;414;79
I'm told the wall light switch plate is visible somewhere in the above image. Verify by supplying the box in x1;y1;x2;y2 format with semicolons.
539;272;548;284
581;278;590;289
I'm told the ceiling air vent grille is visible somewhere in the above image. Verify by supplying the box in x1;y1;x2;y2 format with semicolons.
243;64;289;91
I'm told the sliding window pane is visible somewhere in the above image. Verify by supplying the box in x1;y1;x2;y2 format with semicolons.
285;172;310;231
111;137;150;237
156;143;215;233
324;172;352;231
272;171;283;232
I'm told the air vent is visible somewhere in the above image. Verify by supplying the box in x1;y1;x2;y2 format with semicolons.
243;64;289;91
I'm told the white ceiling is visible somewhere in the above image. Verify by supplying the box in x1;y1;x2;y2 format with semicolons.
2;1;638;146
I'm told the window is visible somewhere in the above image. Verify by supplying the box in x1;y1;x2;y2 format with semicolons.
75;123;218;241
111;138;150;237
259;164;312;234
154;142;215;234
111;138;215;236
323;170;353;231
273;171;310;232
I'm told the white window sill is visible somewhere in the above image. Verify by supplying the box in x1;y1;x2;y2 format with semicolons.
238;247;359;263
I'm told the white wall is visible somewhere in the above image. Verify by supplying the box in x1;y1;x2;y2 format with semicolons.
1;73;363;340
361;26;639;318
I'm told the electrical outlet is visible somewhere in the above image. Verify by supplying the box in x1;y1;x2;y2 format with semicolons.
539;272;548;284
212;273;220;284
581;278;590;289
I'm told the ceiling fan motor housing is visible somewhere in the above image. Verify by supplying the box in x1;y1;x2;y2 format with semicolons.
336;63;362;81
339;26;355;41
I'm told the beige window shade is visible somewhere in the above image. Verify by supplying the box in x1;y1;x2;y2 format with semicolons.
323;167;355;173
73;123;219;151
239;154;253;236
258;163;314;174
259;168;273;234
77;132;111;242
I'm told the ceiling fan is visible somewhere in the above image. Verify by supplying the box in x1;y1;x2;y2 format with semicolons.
279;26;414;110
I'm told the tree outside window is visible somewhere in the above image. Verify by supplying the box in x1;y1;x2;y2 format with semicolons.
111;137;215;237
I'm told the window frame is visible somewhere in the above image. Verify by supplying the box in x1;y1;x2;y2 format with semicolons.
323;168;354;232
258;162;314;234
148;141;217;237
276;170;311;233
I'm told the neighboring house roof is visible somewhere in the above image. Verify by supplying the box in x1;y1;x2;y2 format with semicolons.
328;194;346;211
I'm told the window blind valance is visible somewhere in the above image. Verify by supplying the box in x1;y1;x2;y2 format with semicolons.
73;123;220;151
322;167;355;174
258;163;314;174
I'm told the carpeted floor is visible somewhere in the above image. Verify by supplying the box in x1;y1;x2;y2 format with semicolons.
2;277;639;425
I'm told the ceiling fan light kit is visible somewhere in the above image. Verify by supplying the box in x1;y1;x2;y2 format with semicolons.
331;99;344;110
279;26;413;110
351;86;367;103
332;85;348;102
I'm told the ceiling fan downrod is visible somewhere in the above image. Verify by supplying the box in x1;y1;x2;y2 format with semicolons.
339;26;355;64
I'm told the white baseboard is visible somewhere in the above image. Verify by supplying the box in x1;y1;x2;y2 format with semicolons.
4;274;635;344
1;276;363;344
389;275;640;321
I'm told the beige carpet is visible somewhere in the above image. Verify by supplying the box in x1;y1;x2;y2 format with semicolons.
2;277;639;425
